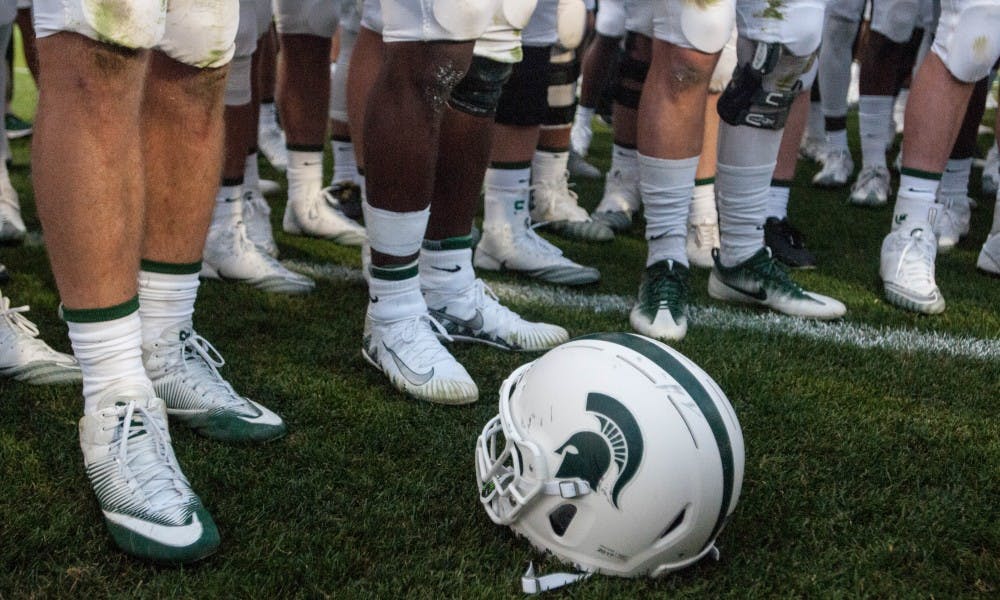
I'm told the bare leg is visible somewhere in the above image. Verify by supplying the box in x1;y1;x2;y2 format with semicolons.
346;26;385;173
277;34;332;147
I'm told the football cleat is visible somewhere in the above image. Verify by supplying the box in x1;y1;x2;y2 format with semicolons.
0;173;25;243
567;150;602;179
257;178;281;196
424;279;568;352
708;247;846;319
848;165;891;207
283;184;367;246
362;312;478;405
79;384;220;563
474;222;600;286
686;219;720;269
0;292;81;384
144;325;287;442
764;217;816;269
976;232;1000;276
629;260;690;342
934;196;971;252
202;218;315;294
592;161;639;232
242;188;279;258
799;136;827;164
531;172;613;242
5;113;32;139
879;226;945;314
812;147;854;188
982;144;998;198
326;180;364;223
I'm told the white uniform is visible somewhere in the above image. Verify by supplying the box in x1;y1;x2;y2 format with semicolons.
871;0;936;43
595;0;626;38
932;0;1000;82
33;0;238;69
273;0;340;37
380;0;505;42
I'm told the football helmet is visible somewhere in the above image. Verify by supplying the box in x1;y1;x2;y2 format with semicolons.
475;332;745;578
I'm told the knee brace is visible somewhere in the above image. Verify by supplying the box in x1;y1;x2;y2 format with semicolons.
449;56;514;118
495;45;551;126
614;32;649;110
544;49;578;126
717;41;813;129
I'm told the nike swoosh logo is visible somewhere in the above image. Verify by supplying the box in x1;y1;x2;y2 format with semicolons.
722;279;767;301
369;295;379;303
383;343;434;386
104;511;205;547
432;308;484;331
647;233;667;241
431;265;461;273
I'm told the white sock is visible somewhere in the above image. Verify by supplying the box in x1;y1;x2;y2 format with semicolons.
818;16;858;119
826;128;849;152
331;137;358;185
937;158;971;202
67;308;150;413
992;188;1000;233
570;105;596;155
483;166;531;229
639;153;699;267
212;184;243;229
287;150;324;204
893;171;940;230
806;101;825;141
137;267;200;346
244;152;262;193
767;182;792;219
689;178;717;224
367;262;427;323
419;246;475;295
717;162;775;266
531;149;569;185
859;95;895;168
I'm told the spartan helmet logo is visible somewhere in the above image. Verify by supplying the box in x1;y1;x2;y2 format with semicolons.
554;392;644;509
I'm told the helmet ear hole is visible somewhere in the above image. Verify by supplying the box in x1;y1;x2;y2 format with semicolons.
659;508;687;540
548;504;578;537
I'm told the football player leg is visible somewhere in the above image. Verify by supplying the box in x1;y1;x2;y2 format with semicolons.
708;0;846;320
256;25;287;171
328;5;365;222
32;1;232;562
0;17;24;244
275;0;365;245
881;0;1000;312
202;0;315;292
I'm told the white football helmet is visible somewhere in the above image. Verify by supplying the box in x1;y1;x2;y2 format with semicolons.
475;332;745;578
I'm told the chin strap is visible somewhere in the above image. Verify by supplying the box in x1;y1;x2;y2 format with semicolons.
521;562;591;594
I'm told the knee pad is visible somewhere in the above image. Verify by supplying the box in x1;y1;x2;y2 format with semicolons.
449;56;514;118
495;45;551;126
595;0;626;38
225;55;253;106
613;35;649;110
159;0;239;68
544;49;578;125
717;40;814;129
556;0;587;50
234;0;260;60
933;1;1000;83
709;33;738;93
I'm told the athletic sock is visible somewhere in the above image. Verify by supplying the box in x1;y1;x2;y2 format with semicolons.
532;148;570;186
938;158;972;203
137;261;200;345
893;168;941;231
689;178;717;224
331;135;358;185
420;236;476;294
858;95;894;168
484;163;531;229
767;179;793;220
639;153;699;267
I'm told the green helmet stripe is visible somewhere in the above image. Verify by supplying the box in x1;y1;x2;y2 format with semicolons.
577;332;736;548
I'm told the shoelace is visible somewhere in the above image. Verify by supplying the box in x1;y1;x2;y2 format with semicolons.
645;262;689;310
0;295;40;339
390;313;455;363
532;172;589;221
893;230;935;285
691;221;719;246
471;280;518;326
855;167;886;189
750;250;804;295
516;220;567;258
112;400;191;519
243;190;271;218
170;331;245;410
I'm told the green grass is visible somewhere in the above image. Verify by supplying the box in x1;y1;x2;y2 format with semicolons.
2;75;998;597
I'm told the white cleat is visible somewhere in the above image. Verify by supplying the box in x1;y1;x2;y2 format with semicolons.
686;219;720;269
283;184;367;246
242;188;279;258
592;161;640;232
530;172;613;242
424;279;569;352
812;147;854;188
143;324;286;442
258;178;281;196
201;218;315;294
879;226;945;314
474;221;600;286
362;312;478;405
799;136;827;164
79;384;220;563
977;232;1000;276
257;104;288;172
567;150;602;179
0;174;25;243
0;292;81;384
934;196;971;252
849;165;891;207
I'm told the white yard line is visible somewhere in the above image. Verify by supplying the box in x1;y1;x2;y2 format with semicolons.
287;260;1000;362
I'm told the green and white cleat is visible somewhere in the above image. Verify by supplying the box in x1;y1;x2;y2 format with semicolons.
629;260;691;342
144;325;287;442
79;385;219;563
0;292;81;384
708;248;846;319
424;279;569;352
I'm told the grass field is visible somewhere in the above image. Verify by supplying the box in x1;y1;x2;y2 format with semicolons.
1;62;998;598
